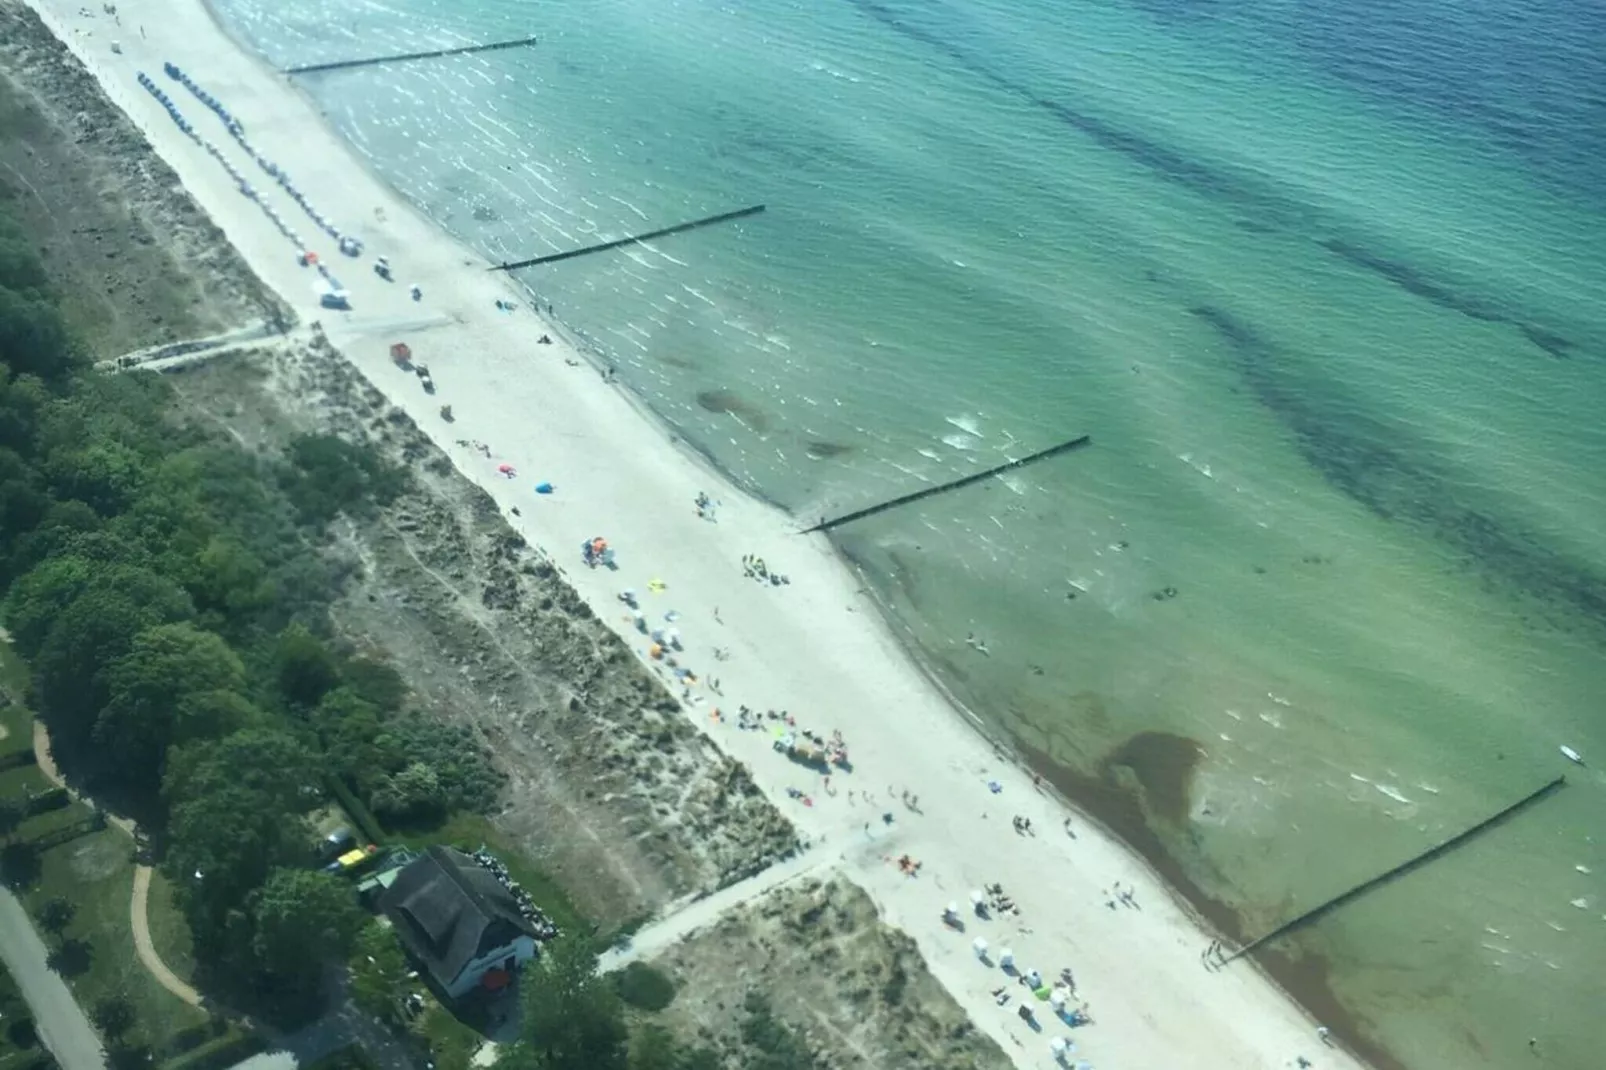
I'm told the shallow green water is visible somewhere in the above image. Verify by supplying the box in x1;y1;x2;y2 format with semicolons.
209;0;1606;1064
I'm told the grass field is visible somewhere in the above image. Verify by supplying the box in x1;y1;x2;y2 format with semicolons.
20;829;208;1056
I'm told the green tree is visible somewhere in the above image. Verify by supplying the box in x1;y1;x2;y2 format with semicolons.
0;285;75;380
164;728;323;813
97;623;248;795
38;896;75;939
311;688;390;790
2;555;95;658
250;868;363;981
190;535;274;620
166;781;303;945
512;939;628;1070
278;434;404;525
349;918;410;1024
272;624;340;710
30;566;193;741
3;500;101;583
370;762;444;823
90;996;134;1041
42;440;145;516
163;728;324;944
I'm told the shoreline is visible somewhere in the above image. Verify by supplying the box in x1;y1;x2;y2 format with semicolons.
19;2;1376;1067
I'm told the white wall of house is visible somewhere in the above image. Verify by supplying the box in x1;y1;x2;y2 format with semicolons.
446;934;537;998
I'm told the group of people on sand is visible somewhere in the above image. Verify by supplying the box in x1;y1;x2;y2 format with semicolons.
741;554;791;586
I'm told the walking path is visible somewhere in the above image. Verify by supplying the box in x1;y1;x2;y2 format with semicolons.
32;721;203;1008
0;886;106;1070
130;866;203;1006
599;842;845;973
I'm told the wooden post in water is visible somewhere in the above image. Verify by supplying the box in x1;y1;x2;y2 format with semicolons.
800;434;1092;534
1220;776;1567;965
284;36;540;76
490;205;767;271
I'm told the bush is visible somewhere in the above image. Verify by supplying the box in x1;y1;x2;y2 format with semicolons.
278;434;405;525
613;961;677;1012
374;716;504;817
159;1025;263;1070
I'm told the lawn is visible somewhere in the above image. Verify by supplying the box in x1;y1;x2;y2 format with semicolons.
19;828;208;1058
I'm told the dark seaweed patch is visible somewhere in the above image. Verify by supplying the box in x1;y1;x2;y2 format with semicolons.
1187;303;1606;626
1101;731;1204;826
1321;239;1580;358
1520;324;1574;359
846;1;1579;361
695;388;770;431
1319;239;1502;322
805;440;854;459
844;0;1295;221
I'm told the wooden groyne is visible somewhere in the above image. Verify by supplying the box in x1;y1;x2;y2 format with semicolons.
491;205;767;271
1221;776;1567;965
801;434;1092;535
284;36;539;76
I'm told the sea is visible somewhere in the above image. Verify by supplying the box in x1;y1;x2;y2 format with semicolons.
206;0;1606;1065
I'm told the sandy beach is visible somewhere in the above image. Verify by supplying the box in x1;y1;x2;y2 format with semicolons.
21;1;1372;1066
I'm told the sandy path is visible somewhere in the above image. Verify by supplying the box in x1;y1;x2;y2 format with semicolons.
131;867;203;1008
21;2;1370;1067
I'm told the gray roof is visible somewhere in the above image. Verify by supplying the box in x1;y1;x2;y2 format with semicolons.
379;845;535;988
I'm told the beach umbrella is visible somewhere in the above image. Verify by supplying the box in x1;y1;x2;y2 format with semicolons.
1049;988;1067;1010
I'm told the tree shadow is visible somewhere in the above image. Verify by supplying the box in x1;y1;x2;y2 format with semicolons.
47;937;92;978
0;841;41;888
5;1016;38;1050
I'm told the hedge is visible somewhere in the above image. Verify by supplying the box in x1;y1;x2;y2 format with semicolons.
325;774;386;848
159;1025;265;1070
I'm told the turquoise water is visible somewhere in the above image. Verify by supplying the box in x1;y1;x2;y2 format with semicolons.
208;0;1606;1064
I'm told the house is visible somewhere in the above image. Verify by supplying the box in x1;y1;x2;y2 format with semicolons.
378;845;540;998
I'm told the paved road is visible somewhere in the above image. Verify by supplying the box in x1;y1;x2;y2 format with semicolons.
0;887;106;1070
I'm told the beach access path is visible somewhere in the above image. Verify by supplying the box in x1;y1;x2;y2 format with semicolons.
23;2;1370;1067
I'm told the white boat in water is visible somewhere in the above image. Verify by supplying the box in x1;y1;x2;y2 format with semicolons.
1560;745;1584;765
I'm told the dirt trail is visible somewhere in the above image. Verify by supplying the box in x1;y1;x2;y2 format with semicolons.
31;721;203;1009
